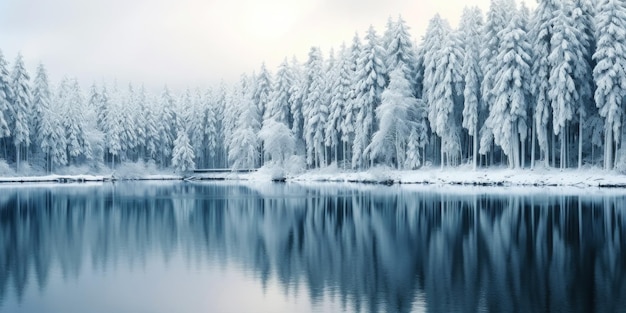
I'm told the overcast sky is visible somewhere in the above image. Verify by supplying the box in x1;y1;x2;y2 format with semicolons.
0;0;535;92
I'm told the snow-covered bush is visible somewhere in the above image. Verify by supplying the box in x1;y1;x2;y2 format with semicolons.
0;160;15;176
285;155;306;175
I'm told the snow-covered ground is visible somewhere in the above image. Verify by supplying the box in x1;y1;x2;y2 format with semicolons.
236;164;626;188
2;163;626;189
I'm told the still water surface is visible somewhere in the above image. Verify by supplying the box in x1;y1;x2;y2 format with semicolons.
0;182;625;313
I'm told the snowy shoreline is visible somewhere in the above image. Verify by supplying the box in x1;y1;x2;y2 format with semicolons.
0;174;183;184
1;166;626;189
251;165;626;188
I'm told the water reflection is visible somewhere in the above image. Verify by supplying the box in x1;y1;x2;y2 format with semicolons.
0;182;625;313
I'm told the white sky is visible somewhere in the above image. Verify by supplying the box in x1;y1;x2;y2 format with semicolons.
0;0;535;92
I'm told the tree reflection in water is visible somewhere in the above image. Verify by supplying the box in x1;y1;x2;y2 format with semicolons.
0;182;624;313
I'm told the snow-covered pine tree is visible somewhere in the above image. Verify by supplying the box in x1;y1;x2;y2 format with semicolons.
548;0;592;169
421;14;450;166
33;64;60;172
39;103;65;172
574;0;599;168
143;90;159;163
132;85;148;161
119;84;138;161
171;126;195;173
367;66;419;169
321;48;336;163
302;47;328;168
531;0;559;167
63;79;91;165
267;58;293;126
326;43;351;166
100;85;120;167
254;62;272;120
229;81;260;170
385;15;418;93
288;58;305;148
214;83;228;168
189;89;206;166
485;7;532;169
31;64;51;158
157;86;176;167
10;53;32;170
352;26;387;169
339;33;362;168
430;28;464;167
85;83;105;165
593;0;626;170
479;0;512;162
460;7;484;170
0;51;11;149
203;89;219;168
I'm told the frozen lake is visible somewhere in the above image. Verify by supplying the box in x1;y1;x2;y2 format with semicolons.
0;182;625;313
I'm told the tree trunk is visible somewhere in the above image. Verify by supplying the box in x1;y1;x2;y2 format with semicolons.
16;144;20;172
550;131;556;167
473;134;478;171
561;131;566;170
578;114;583;169
606;126;613;170
521;134;526;169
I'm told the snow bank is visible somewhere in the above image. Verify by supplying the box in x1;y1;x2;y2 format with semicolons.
2;164;626;189
291;165;626;188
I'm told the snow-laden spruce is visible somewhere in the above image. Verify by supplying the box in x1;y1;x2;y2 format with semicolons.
367;66;427;169
593;0;626;170
171;127;195;173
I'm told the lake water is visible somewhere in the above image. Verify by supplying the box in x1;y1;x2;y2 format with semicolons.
0;182;625;313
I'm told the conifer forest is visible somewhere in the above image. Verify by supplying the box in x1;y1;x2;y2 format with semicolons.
0;0;624;174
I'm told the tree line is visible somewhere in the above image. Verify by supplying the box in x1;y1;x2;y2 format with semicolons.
0;0;624;174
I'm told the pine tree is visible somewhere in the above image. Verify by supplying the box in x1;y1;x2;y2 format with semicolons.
62;79;91;165
254;62;272;120
339;33;362;168
189;89;206;165
352;26;387;169
10;53;32;170
548;0;592;169
267;58;293;126
157;86;176;167
133;85;148;161
143;91;159;163
171;127;195;173
229;83;260;170
385;15;418;93
302;47;328;168
288;58;305;145
430;29;464;167
31;64;51;157
119;84;138;160
593;0;626;170
421;14;450;166
326;43;351;166
367;66;421;169
100;85;120;168
531;0;560;167
33;64;60;172
485;8;532;169
460;7;484;170
0;51;11;146
480;0;513;161
203;89;219;168
574;0;599;168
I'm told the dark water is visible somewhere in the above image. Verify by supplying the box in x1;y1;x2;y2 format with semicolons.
0;182;625;313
